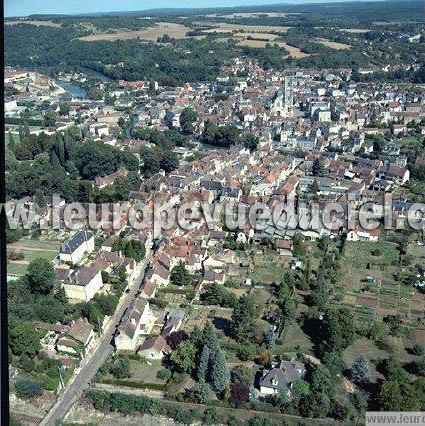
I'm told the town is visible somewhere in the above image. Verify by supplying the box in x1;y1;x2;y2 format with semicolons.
4;2;425;425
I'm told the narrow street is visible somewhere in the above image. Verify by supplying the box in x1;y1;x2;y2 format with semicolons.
40;252;152;425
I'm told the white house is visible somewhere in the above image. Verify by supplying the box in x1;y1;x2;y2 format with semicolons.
115;298;152;352
259;360;306;396
62;266;103;302
137;335;170;360
59;231;95;265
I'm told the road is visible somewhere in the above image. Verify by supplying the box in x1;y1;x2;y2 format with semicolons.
41;252;152;425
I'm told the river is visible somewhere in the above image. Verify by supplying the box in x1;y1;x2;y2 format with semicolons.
56;80;88;98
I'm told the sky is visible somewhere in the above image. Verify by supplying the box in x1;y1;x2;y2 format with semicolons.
5;0;381;18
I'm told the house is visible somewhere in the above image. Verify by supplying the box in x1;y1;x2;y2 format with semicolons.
67;318;95;348
346;228;381;242
203;270;226;285
34;321;71;352
95;168;128;189
381;166;410;185
59;231;95;265
259;360;306;396
275;239;293;255
137;335;170;360
56;318;94;355
382;142;400;156
148;263;170;287
115;298;152;351
62;266;103;302
141;280;157;298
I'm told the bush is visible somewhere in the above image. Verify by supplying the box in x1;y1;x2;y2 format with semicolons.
111;358;131;379
15;378;43;399
187;381;213;403
43;376;59;391
157;368;172;381
412;344;425;356
237;345;256;361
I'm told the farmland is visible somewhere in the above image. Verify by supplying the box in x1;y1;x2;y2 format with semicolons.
315;38;351;50
5;19;61;27
203;23;291;34
339;241;424;326
340;28;370;33
78;22;191;42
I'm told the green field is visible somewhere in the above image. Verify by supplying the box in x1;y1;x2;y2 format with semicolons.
7;239;60;276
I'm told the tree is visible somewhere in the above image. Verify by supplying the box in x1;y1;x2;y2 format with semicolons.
415;356;425;376
27;257;56;295
231;365;252;386
230;382;249;406
291;379;311;402
140;147;160;176
188;380;213;403
111;358;131;379
15;378;43;399
350;355;370;384
170;340;197;374
299;391;331;418
200;282;237;308
43;109;57;127
310;364;335;397
312;158;326;177
19;354;35;373
157;368;172;381
170;261;192;287
210;348;230;392
112;238;145;262
8;131;15;151
160;149;179;173
263;326;276;351
384;314;403;336
180;107;197;134
319;305;355;355
257;350;272;367
378;380;416;411
241;133;259;152
197;345;210;381
59;103;70;116
9;322;41;357
380;357;409;383
323;351;345;376
351;390;369;416
232;296;257;343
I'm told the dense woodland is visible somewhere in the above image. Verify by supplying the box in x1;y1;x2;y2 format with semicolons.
6;126;143;202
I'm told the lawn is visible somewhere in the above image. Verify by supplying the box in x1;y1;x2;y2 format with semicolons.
7;262;29;276
7;239;60;275
129;360;167;385
277;322;314;355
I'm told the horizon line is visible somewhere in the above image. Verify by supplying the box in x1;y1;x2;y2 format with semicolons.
4;0;390;19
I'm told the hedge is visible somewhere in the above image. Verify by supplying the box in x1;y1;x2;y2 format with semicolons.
5;117;44;126
99;379;166;391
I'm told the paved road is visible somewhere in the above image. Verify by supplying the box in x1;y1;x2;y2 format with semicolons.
41;253;152;425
